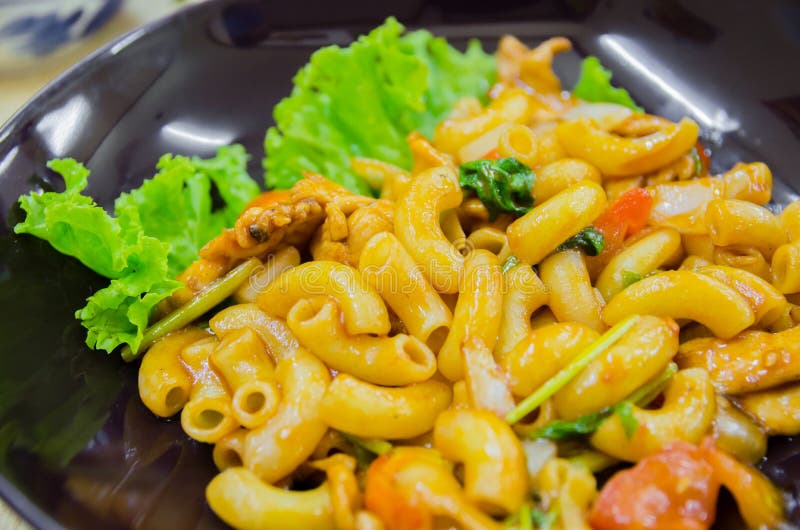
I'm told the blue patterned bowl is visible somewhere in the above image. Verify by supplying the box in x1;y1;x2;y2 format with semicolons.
0;0;123;69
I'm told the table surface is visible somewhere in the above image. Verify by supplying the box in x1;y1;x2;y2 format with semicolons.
0;1;200;126
0;5;203;530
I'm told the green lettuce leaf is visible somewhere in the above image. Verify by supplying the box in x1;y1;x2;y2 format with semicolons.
264;17;496;194
458;157;535;220
572;56;643;112
115;145;259;277
14;146;259;354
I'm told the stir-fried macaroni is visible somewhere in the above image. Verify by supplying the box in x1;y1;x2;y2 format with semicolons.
136;35;796;530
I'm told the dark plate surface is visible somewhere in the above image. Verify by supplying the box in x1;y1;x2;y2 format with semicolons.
1;0;799;528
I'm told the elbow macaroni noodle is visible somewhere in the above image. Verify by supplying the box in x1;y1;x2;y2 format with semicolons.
133;34;796;530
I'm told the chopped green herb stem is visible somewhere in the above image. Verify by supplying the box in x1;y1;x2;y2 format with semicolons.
120;258;260;362
614;401;639;439
340;432;392;456
531;361;677;440
505;315;639;425
631;362;678;407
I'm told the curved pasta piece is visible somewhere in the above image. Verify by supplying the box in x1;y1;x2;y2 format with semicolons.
533;158;602;206
467;227;511;262
244;348;331;483
539;249;605;332
138;328;209;417
257;261;390;336
319;375;452;439
705;199;785;259
596;228;683;302
552;316;679;420
601;270;754;338
434;88;533;156
714;245;772;281
780;200;800;241
434;409;527;515
213;428;248;471
234;246;301;304
555;117;699;177
180;337;240;444
438;250;504;381
496;263;549;361
359;232;452;348
496;123;538;167
679;254;713;270
696;265;787;327
209;303;298;362
739;383;800;436
682;233;715;262
210;328;279;429
287;298;436;386
507;181;608;265
207;467;335;530
677;326;800;394
772;241;800;294
564;102;634;132
590;368;716;462
394;165;464;293
501;322;600;397
712;395;766;464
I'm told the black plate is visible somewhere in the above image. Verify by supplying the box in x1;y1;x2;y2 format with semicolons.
1;0;799;528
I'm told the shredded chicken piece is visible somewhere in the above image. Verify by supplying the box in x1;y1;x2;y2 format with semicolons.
493;36;575;122
497;36;571;94
170;174;374;307
311;200;394;267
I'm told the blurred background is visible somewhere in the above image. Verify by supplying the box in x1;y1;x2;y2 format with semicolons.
0;0;204;125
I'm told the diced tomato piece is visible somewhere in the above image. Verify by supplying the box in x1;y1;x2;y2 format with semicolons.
587;187;653;276
589;441;719;530
364;454;431;530
594;187;653;238
482;149;501;160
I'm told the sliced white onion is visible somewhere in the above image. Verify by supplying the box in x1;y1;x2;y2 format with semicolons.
563;102;634;131
457;123;512;163
522;438;557;482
